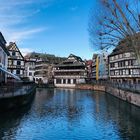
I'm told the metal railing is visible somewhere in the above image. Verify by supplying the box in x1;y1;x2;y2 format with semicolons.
89;80;140;94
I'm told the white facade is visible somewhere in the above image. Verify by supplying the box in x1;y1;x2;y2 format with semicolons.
34;59;49;84
25;58;36;81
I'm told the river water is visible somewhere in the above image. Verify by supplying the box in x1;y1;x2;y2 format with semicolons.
0;88;140;140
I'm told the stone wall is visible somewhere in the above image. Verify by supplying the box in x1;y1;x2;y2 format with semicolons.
106;86;140;107
76;84;140;107
76;84;105;91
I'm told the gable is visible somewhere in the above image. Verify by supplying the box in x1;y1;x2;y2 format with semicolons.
7;43;24;59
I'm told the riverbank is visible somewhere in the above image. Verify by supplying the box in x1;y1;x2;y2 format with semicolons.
0;84;36;111
76;84;140;107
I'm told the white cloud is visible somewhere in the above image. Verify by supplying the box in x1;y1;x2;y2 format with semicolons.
5;28;46;43
20;48;33;56
0;0;51;43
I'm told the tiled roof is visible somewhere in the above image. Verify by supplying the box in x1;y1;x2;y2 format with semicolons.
55;54;85;67
109;33;140;56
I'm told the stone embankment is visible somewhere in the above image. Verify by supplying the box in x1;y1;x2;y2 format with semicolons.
0;84;36;111
76;84;140;107
76;84;105;91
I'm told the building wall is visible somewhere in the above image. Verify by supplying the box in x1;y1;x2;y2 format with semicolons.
109;52;140;84
0;47;8;83
25;60;36;81
92;53;108;81
54;77;86;87
34;59;49;84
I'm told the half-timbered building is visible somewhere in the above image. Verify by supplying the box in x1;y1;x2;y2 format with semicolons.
7;42;25;79
53;54;87;87
108;39;140;84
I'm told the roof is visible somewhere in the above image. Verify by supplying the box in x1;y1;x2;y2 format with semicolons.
7;42;24;58
24;52;66;64
55;54;85;67
109;33;140;57
86;60;93;65
0;32;10;55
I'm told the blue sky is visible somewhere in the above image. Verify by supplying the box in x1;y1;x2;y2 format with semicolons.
0;0;95;59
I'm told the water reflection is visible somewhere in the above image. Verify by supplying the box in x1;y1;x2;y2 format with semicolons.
0;103;33;140
0;88;140;140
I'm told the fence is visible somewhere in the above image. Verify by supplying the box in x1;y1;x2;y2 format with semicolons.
90;80;140;94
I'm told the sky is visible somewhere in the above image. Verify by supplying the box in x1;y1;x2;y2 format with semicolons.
0;0;95;59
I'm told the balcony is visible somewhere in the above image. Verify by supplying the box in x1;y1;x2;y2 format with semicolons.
53;69;85;72
110;65;140;70
54;75;87;78
8;65;25;69
110;74;140;78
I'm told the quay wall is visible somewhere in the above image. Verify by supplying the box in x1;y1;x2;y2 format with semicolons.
76;84;140;107
0;87;36;112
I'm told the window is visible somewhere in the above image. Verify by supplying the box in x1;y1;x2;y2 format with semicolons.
126;69;129;75
29;72;32;76
125;53;131;57
112;56;114;60
16;70;20;74
128;69;131;75
110;63;114;68
122;61;125;66
68;79;71;84
123;70;126;75
12;51;16;56
119;54;122;58
73;79;76;84
63;79;66;84
56;79;61;84
125;61;128;66
118;62;121;67
115;55;118;59
17;61;21;65
115;70;119;75
115;63;118;68
119;70;122;75
111;71;115;76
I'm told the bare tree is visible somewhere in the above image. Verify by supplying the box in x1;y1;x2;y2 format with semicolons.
89;0;140;63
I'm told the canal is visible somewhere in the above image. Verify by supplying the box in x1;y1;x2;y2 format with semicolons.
0;88;140;140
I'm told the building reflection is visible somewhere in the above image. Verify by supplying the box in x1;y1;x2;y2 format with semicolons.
1;88;140;140
104;94;140;139
89;91;140;139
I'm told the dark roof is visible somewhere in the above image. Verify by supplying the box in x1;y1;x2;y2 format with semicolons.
109;34;140;57
68;54;83;62
0;32;10;55
24;52;66;64
55;54;85;67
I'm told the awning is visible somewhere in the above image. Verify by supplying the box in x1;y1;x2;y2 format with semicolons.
0;67;21;81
